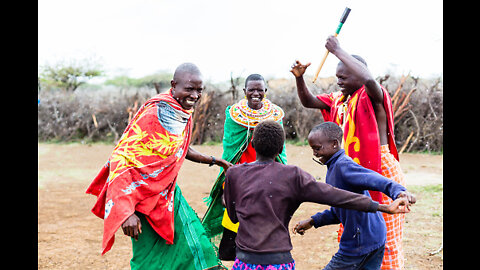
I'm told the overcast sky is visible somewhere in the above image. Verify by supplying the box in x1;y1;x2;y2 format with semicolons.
38;0;443;83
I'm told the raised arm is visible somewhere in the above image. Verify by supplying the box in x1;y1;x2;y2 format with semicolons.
290;60;330;110
325;35;384;103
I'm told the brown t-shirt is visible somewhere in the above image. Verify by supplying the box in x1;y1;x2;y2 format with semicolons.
223;161;378;253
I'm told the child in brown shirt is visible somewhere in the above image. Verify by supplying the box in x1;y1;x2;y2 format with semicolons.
223;120;411;269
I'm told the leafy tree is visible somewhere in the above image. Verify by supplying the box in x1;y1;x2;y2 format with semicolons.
39;60;103;91
105;72;173;90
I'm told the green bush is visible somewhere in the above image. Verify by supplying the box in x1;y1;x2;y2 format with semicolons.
39;60;103;92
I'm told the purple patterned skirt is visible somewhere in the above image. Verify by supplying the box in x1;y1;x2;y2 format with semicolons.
231;258;295;270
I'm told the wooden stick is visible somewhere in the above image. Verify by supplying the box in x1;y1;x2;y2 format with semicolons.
312;7;350;83
312;33;338;83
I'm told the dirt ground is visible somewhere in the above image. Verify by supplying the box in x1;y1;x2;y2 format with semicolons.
38;143;443;269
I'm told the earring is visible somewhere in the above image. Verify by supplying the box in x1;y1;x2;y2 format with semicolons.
171;89;180;101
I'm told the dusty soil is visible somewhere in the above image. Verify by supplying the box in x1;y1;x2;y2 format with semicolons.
38;143;443;269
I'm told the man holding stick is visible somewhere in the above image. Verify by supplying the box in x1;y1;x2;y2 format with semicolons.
290;36;407;269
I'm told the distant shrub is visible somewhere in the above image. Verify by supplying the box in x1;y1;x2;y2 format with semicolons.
105;72;172;90
38;60;103;92
37;75;442;153
38;87;153;142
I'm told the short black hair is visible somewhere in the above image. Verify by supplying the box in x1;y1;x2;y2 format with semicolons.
352;55;367;67
252;120;285;158
310;122;343;142
337;55;367;68
244;73;265;88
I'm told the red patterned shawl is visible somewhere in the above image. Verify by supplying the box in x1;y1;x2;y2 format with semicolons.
86;90;193;254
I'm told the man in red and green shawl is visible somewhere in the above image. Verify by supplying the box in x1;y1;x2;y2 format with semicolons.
201;74;287;261
86;63;231;270
290;36;407;269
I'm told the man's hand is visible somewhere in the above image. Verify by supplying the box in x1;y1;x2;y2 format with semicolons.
216;158;233;172
378;197;412;214
325;35;340;54
121;213;142;241
290;60;311;78
396;191;416;205
292;218;314;235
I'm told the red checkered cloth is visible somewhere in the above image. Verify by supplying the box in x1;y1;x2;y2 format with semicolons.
337;145;406;269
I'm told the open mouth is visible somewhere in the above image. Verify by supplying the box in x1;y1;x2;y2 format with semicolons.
251;97;261;102
185;99;196;106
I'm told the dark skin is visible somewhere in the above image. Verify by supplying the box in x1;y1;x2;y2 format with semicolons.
219;79;268;207
171;72;204;111
170;71;232;170
121;71;233;241
292;130;416;235
243;80;267;110
290;35;388;145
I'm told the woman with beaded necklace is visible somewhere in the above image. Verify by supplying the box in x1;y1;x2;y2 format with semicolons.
202;74;287;261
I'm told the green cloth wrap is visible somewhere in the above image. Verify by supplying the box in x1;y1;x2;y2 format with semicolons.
130;185;226;270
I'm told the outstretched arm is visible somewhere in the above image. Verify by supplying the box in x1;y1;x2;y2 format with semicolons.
293;205;340;235
338;160;417;204
325;35;384;103
295;167;379;211
290;60;330;110
294;196;412;235
378;197;412;214
293;218;314;235
186;146;233;172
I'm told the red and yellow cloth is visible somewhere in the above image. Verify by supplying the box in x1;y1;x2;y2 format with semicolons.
317;85;398;202
86;90;193;255
318;86;406;269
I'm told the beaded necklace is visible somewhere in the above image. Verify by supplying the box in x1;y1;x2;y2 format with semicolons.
229;98;284;128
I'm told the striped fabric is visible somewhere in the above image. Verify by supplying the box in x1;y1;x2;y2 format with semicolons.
337;145;406;269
